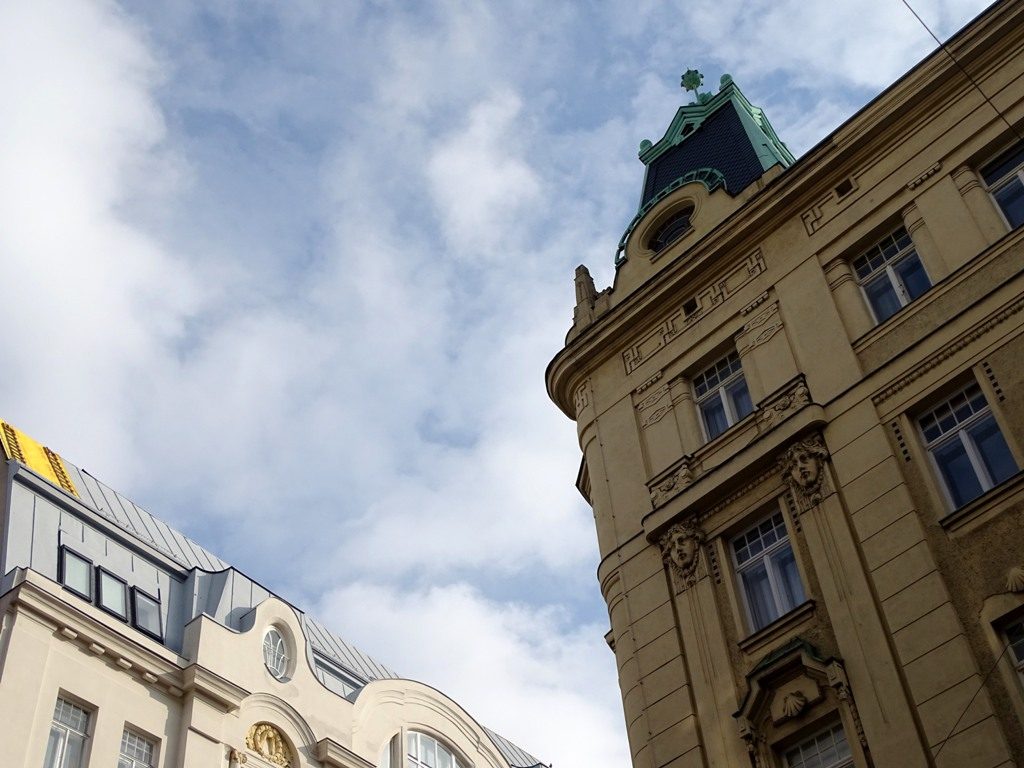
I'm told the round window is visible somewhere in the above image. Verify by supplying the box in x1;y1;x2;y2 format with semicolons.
263;627;289;679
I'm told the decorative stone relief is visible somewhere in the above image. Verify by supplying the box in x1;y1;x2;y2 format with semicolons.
780;436;831;511
737;299;783;357
636;383;672;427
660;521;705;591
779;691;808;720
573;380;591;416
757;378;811;433
621;250;765;374
246;723;292;768
1006;565;1024;593
648;458;695;508
906;161;941;189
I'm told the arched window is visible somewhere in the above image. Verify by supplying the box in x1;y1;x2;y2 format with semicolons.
406;732;465;768
262;627;288;679
647;207;693;252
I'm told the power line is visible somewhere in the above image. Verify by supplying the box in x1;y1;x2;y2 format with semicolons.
900;0;1024;144
932;639;1012;758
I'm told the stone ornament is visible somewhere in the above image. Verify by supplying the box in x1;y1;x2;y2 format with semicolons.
779;691;808;720
660;521;704;590
246;723;292;768
1006;565;1024;593
757;380;810;432
780;436;830;510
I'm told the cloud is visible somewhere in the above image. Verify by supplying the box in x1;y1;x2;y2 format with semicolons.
317;581;630;768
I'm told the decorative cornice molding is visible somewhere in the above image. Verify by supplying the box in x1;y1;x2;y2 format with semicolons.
906;162;942;190
182;665;249;712
872;294;1024;405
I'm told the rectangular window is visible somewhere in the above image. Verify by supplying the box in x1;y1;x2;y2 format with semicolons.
118;729;155;768
852;227;931;323
1006;618;1024;671
693;352;753;440
732;511;805;632
44;698;90;768
982;142;1024;229
784;721;853;768
131;588;162;641
96;568;128;620
59;548;92;601
919;382;1018;509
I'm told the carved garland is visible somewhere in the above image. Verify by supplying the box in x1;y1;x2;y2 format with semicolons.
246;723;293;768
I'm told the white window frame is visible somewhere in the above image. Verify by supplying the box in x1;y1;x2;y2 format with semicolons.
118;728;156;768
731;510;805;633
406;731;466;768
981;143;1024;230
783;720;853;768
851;227;930;324
918;382;1017;509
263;627;289;680
45;697;91;768
693;351;752;441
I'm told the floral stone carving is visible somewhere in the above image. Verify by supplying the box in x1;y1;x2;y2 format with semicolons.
780;436;830;511
246;723;292;768
660;521;704;590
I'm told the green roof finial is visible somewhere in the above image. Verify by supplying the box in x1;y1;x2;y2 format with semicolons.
681;69;705;103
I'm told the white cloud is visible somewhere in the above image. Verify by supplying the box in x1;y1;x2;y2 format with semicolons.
318;581;629;768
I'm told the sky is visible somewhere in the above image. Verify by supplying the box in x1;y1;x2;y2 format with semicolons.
0;1;995;766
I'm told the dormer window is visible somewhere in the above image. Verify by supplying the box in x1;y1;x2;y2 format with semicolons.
648;207;694;252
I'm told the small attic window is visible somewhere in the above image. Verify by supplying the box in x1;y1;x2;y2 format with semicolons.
648;207;694;253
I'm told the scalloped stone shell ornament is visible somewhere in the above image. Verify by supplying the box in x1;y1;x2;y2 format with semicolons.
780;691;808;719
1006;565;1024;593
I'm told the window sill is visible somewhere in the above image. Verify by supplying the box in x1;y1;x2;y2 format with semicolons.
738;600;816;656
941;471;1024;536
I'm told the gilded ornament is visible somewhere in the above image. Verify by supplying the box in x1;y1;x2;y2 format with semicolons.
246;723;292;768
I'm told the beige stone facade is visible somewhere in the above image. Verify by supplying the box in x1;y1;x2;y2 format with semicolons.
547;4;1024;767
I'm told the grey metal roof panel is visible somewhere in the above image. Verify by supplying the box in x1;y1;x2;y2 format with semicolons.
484;727;544;768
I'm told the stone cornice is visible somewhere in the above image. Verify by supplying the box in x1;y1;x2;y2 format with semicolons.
3;569;184;694
316;738;375;768
182;664;250;712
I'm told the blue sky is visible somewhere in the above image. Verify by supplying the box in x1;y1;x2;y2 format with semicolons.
0;1;994;765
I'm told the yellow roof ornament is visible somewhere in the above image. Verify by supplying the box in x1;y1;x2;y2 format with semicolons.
0;420;78;497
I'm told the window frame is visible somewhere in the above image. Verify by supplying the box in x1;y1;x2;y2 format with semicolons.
782;719;854;768
263;626;289;680
58;546;93;602
130;587;163;642
118;727;157;768
45;696;91;768
730;509;807;634
981;142;1024;230
1005;616;1024;674
95;567;129;621
918;381;1019;511
851;227;930;324
406;730;466;768
692;351;753;442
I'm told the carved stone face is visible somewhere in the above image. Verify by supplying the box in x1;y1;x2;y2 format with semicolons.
789;448;821;489
668;530;699;571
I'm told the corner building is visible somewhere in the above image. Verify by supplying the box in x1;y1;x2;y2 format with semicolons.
0;423;544;768
547;4;1024;767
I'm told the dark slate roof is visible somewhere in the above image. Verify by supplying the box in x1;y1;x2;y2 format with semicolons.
640;101;764;207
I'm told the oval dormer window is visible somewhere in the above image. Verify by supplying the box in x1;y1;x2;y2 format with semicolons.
648;207;694;252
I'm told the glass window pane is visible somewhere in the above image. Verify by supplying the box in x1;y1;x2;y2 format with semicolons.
727;377;753;421
437;747;453;768
771;545;806;612
969;416;1018;487
44;726;63;768
701;398;729;440
894;252;930;300
99;572;127;617
982;145;1024;185
864;274;902;322
994;179;1024;229
421;736;436;767
133;592;162;638
62;552;91;598
741;561;778;630
933;438;984;508
407;732;417;758
64;732;86;768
